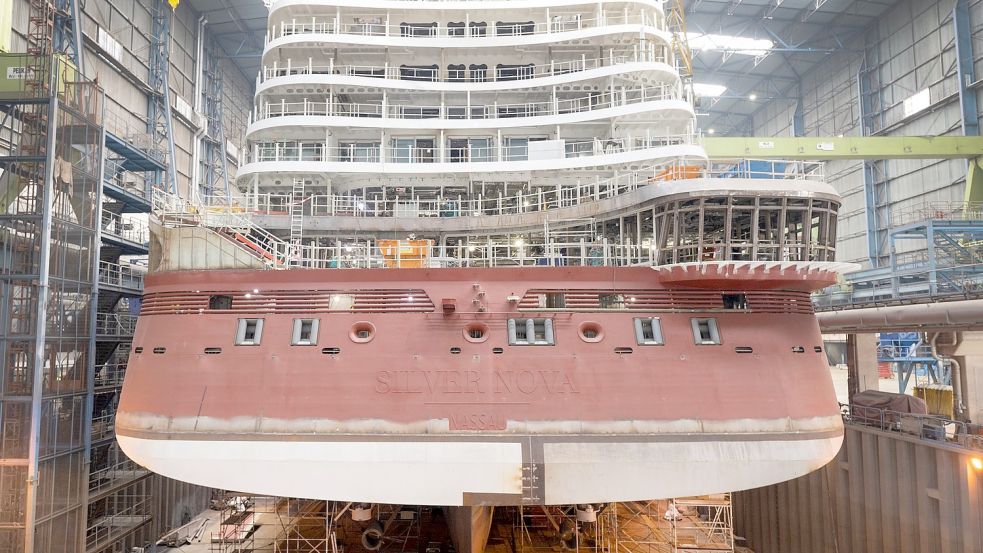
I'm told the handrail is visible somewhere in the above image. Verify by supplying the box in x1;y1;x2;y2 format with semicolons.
260;52;668;84
812;263;983;310
267;12;663;43
103;158;150;199
94;362;128;389
248;135;694;164
840;402;983;451
153;189;293;269
890;201;983;227
95;313;139;336
98;260;146;290
101;211;150;245
251;83;683;123
232;159;824;220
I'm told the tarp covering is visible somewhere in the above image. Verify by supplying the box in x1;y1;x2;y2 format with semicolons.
851;390;928;425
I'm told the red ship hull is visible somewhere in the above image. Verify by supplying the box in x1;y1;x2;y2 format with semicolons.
117;264;845;505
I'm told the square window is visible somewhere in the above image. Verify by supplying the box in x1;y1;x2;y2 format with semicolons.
209;295;232;309
634;318;664;345
691;318;721;345
509;318;554;345
236;319;264;346
292;318;319;345
722;293;748;310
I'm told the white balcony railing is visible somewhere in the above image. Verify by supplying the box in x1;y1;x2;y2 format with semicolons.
252;83;684;123
230;159;824;220
268;12;663;43
248;136;693;164
260;52;668;85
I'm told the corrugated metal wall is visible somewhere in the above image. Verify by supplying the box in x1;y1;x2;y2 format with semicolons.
734;424;983;553
751;0;983;266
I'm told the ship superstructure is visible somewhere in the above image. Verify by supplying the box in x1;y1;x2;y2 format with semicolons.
117;0;850;508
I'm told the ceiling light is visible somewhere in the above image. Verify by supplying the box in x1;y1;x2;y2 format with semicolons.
686;33;774;56
692;83;727;98
748;93;758;101
707;128;716;135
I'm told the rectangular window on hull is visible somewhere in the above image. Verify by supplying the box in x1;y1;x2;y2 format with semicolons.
292;318;319;346
209;295;232;309
236;318;264;346
508;318;555;345
691;318;721;345
634;318;665;345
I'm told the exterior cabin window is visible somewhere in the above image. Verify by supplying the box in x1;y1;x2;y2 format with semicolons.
722;293;748;310
691;318;721;345
292;318;319;346
599;293;625;309
447;64;466;81
329;294;355;310
236;319;264;346
469;22;487;37
209;295;232;309
508;318;555;346
400;22;437;37
634;318;664;345
496;21;534;36
448;22;465;36
537;292;565;308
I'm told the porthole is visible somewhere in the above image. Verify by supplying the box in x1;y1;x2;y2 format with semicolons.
614;347;634;355
450;347;462;354
350;321;376;343
792;346;805;353
204;347;222;354
463;322;489;343
133;347;143;354
578;321;604;343
322;347;341;355
735;346;753;354
492;347;504;354
152;347;166;354
814;346;824;353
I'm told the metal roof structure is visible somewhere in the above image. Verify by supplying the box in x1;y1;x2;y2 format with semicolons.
686;0;899;135
187;0;269;77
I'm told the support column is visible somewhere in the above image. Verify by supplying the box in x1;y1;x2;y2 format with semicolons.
846;333;879;401
444;506;494;553
953;331;983;423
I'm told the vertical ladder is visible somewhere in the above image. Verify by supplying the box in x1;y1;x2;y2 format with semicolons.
289;178;305;267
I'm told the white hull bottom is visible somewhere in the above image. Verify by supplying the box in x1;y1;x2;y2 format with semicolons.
118;434;843;505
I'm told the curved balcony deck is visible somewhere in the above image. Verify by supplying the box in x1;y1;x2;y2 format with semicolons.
247;86;692;137
264;19;671;53
237;142;704;179
235;167;834;236
270;0;667;19
258;59;678;95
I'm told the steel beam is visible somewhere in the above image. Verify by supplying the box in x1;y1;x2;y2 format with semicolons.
702;136;983;160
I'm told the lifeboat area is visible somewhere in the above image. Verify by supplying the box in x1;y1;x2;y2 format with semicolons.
4;0;983;552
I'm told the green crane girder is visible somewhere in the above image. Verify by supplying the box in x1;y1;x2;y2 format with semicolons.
702;136;983;204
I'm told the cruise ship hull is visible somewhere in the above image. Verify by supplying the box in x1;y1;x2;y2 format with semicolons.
117;264;845;505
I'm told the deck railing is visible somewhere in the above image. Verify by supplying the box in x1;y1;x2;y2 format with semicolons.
232;159;824;220
268;12;662;43
248;136;693;164
252;83;683;123
260;52;666;84
840;402;983;451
